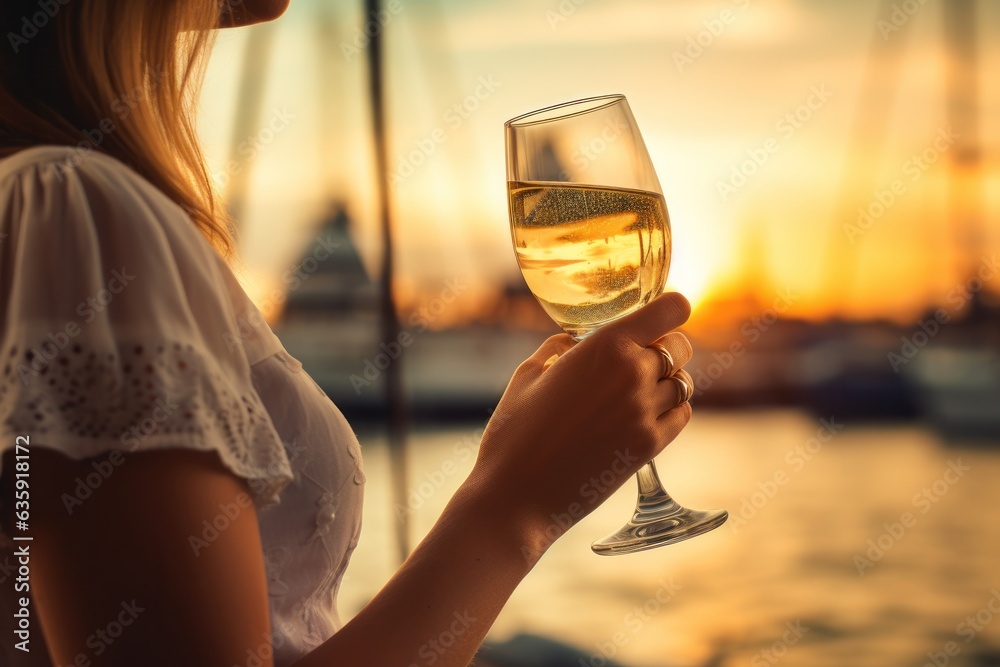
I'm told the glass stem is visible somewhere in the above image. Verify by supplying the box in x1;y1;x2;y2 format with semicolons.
632;460;682;524
637;460;669;498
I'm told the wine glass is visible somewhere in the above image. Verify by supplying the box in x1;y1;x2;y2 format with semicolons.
504;94;728;555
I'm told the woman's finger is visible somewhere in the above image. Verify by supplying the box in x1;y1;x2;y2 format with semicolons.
517;333;577;375
646;331;693;379
599;292;691;348
651;401;693;457
653;369;695;417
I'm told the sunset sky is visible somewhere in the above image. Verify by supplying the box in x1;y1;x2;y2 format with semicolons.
197;0;1000;325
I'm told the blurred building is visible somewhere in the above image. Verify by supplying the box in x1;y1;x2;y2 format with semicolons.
274;206;550;420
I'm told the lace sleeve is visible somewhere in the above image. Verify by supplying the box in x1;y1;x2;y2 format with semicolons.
0;149;292;526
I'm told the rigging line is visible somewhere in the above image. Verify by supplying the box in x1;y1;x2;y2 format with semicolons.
224;22;278;232
401;0;486;286
819;0;912;317
943;0;983;285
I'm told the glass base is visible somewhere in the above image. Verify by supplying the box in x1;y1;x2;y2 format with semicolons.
591;462;727;555
591;503;728;555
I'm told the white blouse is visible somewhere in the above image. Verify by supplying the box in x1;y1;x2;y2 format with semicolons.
0;145;365;666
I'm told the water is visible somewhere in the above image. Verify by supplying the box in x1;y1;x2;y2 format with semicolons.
339;410;1000;667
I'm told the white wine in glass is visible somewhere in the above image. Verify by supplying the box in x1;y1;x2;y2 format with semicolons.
509;182;670;338
505;95;728;555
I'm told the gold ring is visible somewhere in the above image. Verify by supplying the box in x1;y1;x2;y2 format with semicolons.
671;369;694;405
648;342;675;380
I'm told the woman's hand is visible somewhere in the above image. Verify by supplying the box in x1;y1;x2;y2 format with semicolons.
302;296;693;666
468;292;695;558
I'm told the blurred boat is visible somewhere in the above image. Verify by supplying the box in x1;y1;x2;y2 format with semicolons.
685;318;924;420
907;345;1000;439
475;631;736;667
475;634;632;667
795;329;922;421
273;207;1000;435
273;205;548;420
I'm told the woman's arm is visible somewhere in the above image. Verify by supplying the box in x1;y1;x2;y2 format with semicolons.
2;447;273;667
4;292;693;666
299;292;695;666
296;481;538;667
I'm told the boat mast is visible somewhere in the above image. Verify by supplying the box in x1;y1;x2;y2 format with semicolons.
365;0;412;562
943;0;983;289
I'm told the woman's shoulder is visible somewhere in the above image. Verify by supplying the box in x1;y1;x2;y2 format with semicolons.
0;143;225;289
1;143;149;182
1;143;142;185
0;144;193;235
0;146;295;510
0;143;285;366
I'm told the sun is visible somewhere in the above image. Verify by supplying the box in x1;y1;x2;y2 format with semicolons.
664;254;714;312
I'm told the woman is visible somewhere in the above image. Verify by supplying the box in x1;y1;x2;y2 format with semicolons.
0;1;697;665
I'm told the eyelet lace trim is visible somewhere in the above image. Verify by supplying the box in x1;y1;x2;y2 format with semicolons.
0;338;293;533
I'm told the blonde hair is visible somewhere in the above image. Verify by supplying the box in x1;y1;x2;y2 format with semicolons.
0;1;236;260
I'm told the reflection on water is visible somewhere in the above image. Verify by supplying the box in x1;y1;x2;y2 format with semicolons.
340;410;1000;667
